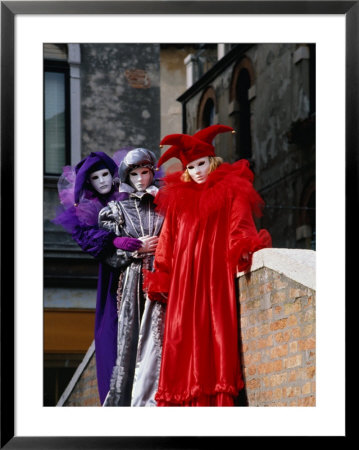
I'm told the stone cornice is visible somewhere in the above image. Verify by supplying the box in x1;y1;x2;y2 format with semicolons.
238;248;316;291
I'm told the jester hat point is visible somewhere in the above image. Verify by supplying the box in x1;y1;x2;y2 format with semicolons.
157;124;234;168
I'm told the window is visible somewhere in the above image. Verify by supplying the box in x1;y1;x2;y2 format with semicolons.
202;98;215;128
235;69;252;160
309;44;316;115
44;59;70;175
229;57;255;162
197;87;217;130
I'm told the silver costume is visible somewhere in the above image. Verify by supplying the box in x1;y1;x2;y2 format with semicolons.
99;150;165;407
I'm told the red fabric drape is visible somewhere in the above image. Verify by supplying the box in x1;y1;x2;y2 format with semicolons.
144;160;271;406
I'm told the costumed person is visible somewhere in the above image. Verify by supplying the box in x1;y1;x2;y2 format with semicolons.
98;148;165;406
53;151;142;405
144;125;272;407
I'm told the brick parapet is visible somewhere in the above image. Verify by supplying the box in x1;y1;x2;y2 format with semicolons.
238;251;315;406
63;350;100;406
64;351;101;406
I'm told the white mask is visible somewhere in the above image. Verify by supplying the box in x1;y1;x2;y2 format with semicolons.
129;167;153;192
89;168;113;195
186;157;211;184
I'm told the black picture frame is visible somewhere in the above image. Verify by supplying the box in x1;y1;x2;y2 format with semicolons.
1;1;352;448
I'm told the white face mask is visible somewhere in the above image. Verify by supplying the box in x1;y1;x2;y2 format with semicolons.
129;167;153;192
89;168;113;195
186;157;211;184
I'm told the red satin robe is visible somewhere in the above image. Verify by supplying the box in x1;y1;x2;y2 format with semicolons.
145;160;271;406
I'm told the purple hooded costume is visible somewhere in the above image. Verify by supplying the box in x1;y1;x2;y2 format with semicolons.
53;151;129;404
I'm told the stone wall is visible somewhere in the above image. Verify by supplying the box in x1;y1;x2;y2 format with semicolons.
59;248;315;407
181;43;316;250
80;43;161;157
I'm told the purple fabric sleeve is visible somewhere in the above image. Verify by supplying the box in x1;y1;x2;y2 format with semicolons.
72;225;116;259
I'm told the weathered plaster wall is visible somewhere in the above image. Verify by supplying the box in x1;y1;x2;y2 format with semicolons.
160;46;195;138
159;45;196;173
80;43;161;158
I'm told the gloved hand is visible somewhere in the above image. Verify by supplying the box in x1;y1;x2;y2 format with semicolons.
113;237;142;252
137;235;159;255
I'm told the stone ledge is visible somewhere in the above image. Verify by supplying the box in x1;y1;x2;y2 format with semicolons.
237;248;316;291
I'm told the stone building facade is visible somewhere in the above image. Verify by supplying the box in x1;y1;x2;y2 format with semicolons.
178;43;315;250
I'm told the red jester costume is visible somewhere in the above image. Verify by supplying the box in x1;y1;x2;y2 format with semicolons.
144;125;272;406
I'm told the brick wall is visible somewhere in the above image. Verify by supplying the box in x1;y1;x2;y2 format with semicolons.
60;249;315;407
238;266;315;406
59;342;101;407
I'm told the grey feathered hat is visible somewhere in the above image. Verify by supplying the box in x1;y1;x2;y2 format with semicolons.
118;148;157;183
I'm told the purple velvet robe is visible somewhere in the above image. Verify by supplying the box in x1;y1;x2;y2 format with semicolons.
71;225;119;405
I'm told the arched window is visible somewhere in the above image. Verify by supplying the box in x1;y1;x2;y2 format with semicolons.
202;98;215;128
197;87;217;130
236;69;252;160
230;57;255;162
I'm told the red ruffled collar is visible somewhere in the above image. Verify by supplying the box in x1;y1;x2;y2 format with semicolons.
154;159;264;218
160;160;253;192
